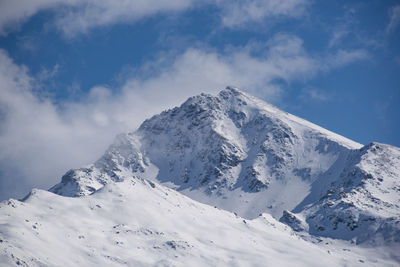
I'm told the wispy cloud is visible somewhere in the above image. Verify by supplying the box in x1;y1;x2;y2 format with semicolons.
0;0;310;37
216;0;309;28
16;34;39;52
328;29;349;49
395;56;400;66
323;49;369;70
386;5;400;34
0;0;200;37
52;0;202;37
300;88;329;102
327;6;357;48
37;64;59;82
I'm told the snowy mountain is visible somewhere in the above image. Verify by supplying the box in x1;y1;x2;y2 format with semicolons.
50;87;400;244
1;87;400;266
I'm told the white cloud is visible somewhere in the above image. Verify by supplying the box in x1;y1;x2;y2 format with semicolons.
324;49;369;70
300;88;328;102
0;0;200;37
37;64;59;82
328;29;349;48
216;0;309;28
0;33;369;200
327;7;357;48
0;0;309;37
0;49;119;200
386;5;400;34
0;0;67;35
53;0;202;37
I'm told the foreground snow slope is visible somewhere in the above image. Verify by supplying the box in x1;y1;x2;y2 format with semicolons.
1;179;398;266
49;87;400;244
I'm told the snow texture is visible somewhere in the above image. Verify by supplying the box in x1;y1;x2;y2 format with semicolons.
1;87;400;266
1;180;399;266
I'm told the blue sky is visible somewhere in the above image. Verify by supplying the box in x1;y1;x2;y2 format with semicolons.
0;0;399;200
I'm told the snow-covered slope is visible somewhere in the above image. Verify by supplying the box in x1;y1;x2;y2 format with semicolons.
282;142;400;244
49;87;400;244
1;179;398;266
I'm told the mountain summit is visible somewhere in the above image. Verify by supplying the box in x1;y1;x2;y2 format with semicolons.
49;87;400;244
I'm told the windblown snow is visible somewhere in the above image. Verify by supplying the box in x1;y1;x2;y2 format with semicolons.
1;87;399;266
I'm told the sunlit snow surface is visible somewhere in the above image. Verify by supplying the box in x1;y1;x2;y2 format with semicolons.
1;87;400;266
1;179;398;266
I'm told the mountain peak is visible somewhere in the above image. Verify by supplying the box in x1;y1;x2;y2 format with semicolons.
51;87;360;204
47;87;400;244
220;86;245;96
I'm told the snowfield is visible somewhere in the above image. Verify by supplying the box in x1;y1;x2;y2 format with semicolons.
1;179;398;266
1;87;399;266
